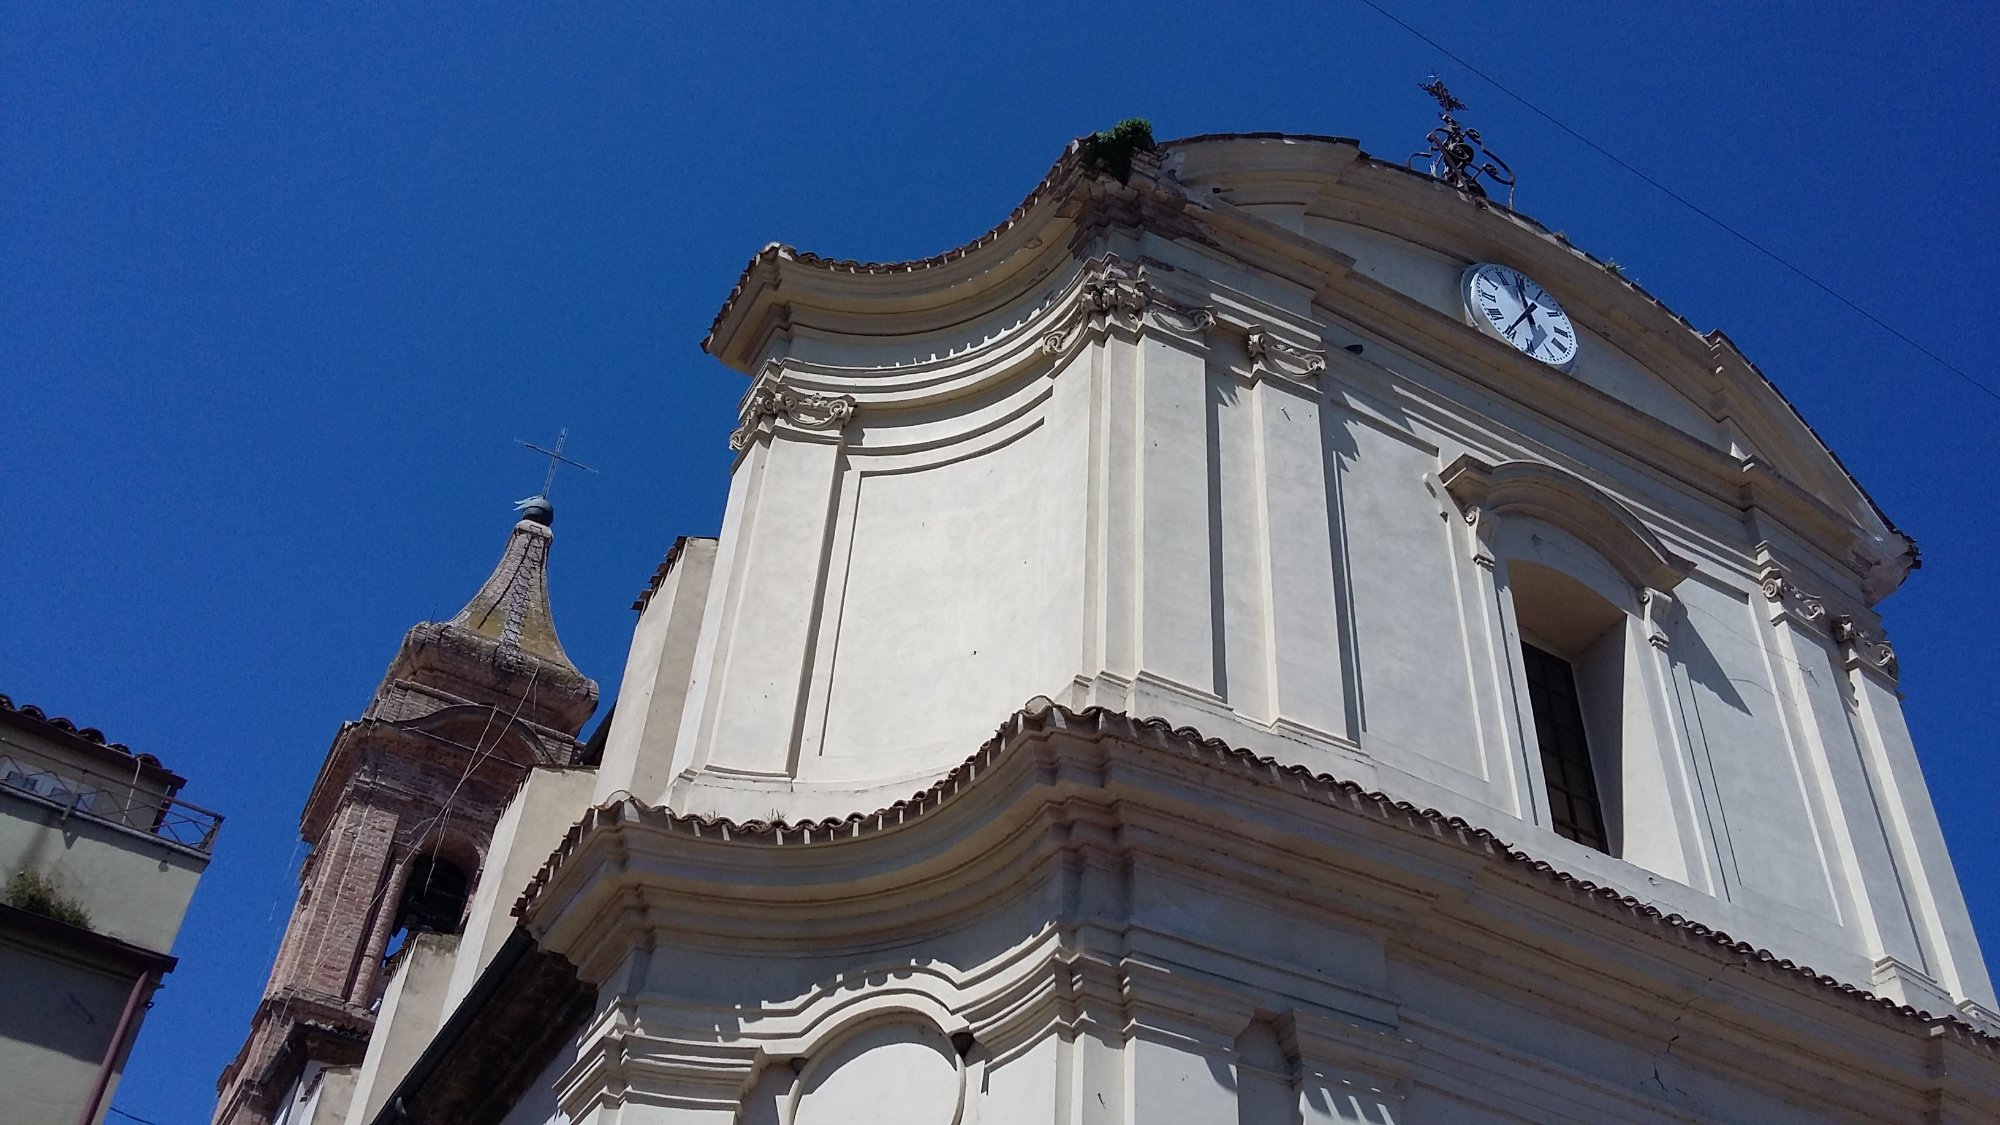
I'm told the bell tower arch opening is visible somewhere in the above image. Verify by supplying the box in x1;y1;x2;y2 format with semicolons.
380;851;473;968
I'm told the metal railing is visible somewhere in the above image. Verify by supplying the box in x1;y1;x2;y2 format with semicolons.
0;751;222;854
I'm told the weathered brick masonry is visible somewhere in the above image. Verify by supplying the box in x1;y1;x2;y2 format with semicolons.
214;506;597;1125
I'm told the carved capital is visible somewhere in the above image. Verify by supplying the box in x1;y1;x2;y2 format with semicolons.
1043;257;1213;354
1246;328;1327;382
1830;615;1860;646
1147;291;1216;337
729;382;857;451
1457;501;1500;570
1758;568;1825;621
1831;614;1899;681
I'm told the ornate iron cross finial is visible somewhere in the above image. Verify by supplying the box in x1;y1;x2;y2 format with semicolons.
1419;77;1466;114
1410;77;1516;206
516;427;596;498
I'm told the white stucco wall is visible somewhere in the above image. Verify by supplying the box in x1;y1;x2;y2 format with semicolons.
344;133;2000;1125
346;933;459;1125
443;766;598;1014
633;135;1991;1021
595;539;717;806
516;713;2000;1123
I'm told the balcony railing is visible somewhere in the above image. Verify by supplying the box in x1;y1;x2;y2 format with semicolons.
0;752;222;854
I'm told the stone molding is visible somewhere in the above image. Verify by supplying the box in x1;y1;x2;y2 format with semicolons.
1245;326;1327;383
1754;550;1897;680
1832;613;1900;681
1758;566;1827;623
728;376;858;451
1440;454;1695;593
518;703;1996;1053
1040;256;1216;355
1639;587;1675;650
700;134;1913;601
510;701;2000;1121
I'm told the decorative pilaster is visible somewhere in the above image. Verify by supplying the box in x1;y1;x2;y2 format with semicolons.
1117;959;1258;1125
1753;546;1934;964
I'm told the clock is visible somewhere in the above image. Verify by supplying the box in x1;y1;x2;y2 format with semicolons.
1461;263;1578;370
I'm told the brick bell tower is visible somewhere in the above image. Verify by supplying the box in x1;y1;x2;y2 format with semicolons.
214;496;598;1125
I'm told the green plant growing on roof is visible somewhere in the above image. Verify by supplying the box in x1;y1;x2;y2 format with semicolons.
1080;118;1156;184
8;869;92;929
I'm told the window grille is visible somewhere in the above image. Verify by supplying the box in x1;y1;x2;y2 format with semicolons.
1521;643;1609;853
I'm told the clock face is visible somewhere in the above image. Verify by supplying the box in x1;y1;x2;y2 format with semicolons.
1461;263;1578;370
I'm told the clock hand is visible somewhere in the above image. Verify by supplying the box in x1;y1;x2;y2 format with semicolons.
1502;303;1539;339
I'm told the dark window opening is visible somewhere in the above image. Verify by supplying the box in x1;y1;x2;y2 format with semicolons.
384;854;469;964
1521;643;1609;853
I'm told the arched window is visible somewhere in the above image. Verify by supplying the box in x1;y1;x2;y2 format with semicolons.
1444;455;1695;874
1508;559;1626;853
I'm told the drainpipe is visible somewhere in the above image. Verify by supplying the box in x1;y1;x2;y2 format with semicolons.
77;968;158;1125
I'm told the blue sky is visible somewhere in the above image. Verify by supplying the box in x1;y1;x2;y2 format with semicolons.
4;3;1996;1120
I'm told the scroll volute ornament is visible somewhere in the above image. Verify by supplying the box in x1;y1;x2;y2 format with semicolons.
1757;555;1898;680
729;377;858;451
1246;329;1327;383
1832;614;1900;679
1758;569;1826;622
1043;257;1215;355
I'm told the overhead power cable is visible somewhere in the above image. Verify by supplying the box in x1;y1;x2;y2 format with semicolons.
1350;0;2000;407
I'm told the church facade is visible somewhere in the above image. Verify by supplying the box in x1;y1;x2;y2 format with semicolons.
233;129;2000;1123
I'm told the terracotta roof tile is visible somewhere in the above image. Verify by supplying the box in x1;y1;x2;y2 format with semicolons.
516;701;2000;1051
632;536;691;612
700;141;1095;353
0;690;158;764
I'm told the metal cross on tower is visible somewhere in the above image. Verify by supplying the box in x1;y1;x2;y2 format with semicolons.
516;427;596;498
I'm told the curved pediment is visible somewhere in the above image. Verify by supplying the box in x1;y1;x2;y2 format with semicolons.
1159;134;1908;587
1440;455;1695;593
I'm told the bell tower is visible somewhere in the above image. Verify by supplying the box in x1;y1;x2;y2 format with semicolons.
214;497;597;1125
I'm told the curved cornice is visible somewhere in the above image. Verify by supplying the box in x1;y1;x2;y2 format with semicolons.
1440;454;1696;592
698;131;1909;598
514;700;1998;1052
701;143;1098;369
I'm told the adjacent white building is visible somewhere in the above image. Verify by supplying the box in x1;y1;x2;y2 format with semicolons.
343;131;1999;1123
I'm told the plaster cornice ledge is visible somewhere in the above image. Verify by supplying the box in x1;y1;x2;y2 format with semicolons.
513;701;1998;1060
1440;454;1697;592
702;145;1103;372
